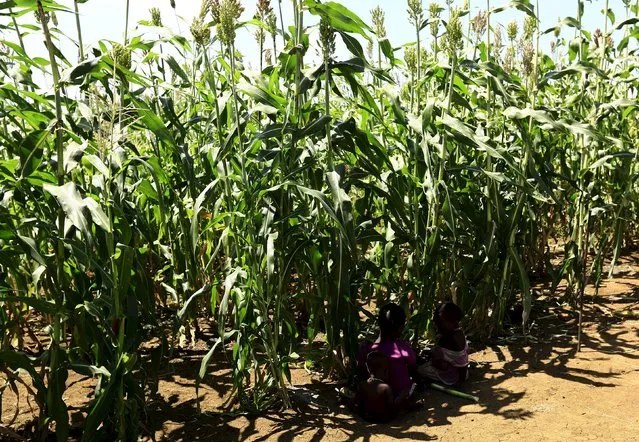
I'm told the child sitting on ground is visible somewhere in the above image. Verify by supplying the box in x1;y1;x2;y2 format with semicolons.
418;301;470;386
358;303;417;406
354;351;411;422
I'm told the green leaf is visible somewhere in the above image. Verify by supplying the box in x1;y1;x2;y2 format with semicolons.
491;0;537;20
196;337;224;410
61;58;102;85
0;295;60;314
69;364;111;378
176;284;211;325
238;82;285;110
338;31;365;60
379;38;395;64
0;350;46;401
604;8;615;26
615;17;639;30
43;183;112;242
83;356;125;441
589;152;636;170
542;17;581;35
305;0;371;38
164;55;190;84
190;181;219;253
116;244;135;298
130;98;176;150
503;106;602;141
16;235;46;266
510;248;531;330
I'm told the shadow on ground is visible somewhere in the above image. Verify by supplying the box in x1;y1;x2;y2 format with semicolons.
140;273;639;441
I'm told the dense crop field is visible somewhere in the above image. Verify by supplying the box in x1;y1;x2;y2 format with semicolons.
0;0;638;440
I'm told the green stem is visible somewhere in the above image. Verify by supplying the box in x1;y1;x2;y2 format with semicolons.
229;42;247;186
36;2;68;438
259;36;264;71
377;41;384;122
73;0;85;61
429;382;479;402
124;0;130;45
9;9;27;56
278;0;286;47
324;52;333;171
203;47;239;262
415;20;421;106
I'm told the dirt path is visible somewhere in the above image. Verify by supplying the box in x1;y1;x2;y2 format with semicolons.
3;255;638;441
146;257;639;442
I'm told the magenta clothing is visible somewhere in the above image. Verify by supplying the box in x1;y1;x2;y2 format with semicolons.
358;340;416;393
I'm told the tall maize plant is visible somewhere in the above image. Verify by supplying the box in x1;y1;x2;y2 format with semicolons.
0;0;637;438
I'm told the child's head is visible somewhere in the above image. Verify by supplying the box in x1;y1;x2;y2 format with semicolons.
366;351;390;381
435;301;463;332
378;303;406;340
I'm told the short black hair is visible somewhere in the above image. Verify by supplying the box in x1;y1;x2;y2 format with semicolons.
438;301;463;323
378;303;406;336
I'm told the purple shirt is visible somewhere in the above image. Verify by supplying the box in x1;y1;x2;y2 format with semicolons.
358;340;416;393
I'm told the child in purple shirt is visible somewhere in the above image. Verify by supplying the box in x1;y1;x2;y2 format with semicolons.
358;303;417;404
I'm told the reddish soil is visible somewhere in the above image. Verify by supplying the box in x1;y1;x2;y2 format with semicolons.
2;255;638;441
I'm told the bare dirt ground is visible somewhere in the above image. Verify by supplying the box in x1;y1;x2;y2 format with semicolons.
3;254;638;441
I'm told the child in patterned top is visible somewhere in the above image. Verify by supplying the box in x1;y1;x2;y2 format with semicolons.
418;301;470;386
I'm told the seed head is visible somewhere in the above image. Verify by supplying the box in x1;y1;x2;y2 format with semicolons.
493;25;503;58
400;84;411;102
592;28;601;46
471;10;487;38
218;0;244;46
408;0;425;27
319;17;335;58
371;6;387;39
429;2;440;17
504;47;514;73
405;46;418;75
210;0;221;24
200;0;210;18
445;7;463;55
112;43;132;69
266;11;277;35
170;0;176;8
150;7;163;27
264;48;273;65
628;116;638;140
256;0;272;18
429;2;441;38
254;27;266;47
190;16;211;45
592;28;615;51
550;40;556;54
523;15;537;40
367;39;374;59
507;20;518;42
520;39;534;76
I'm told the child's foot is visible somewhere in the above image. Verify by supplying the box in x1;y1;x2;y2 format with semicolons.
338;387;356;400
406;399;425;412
